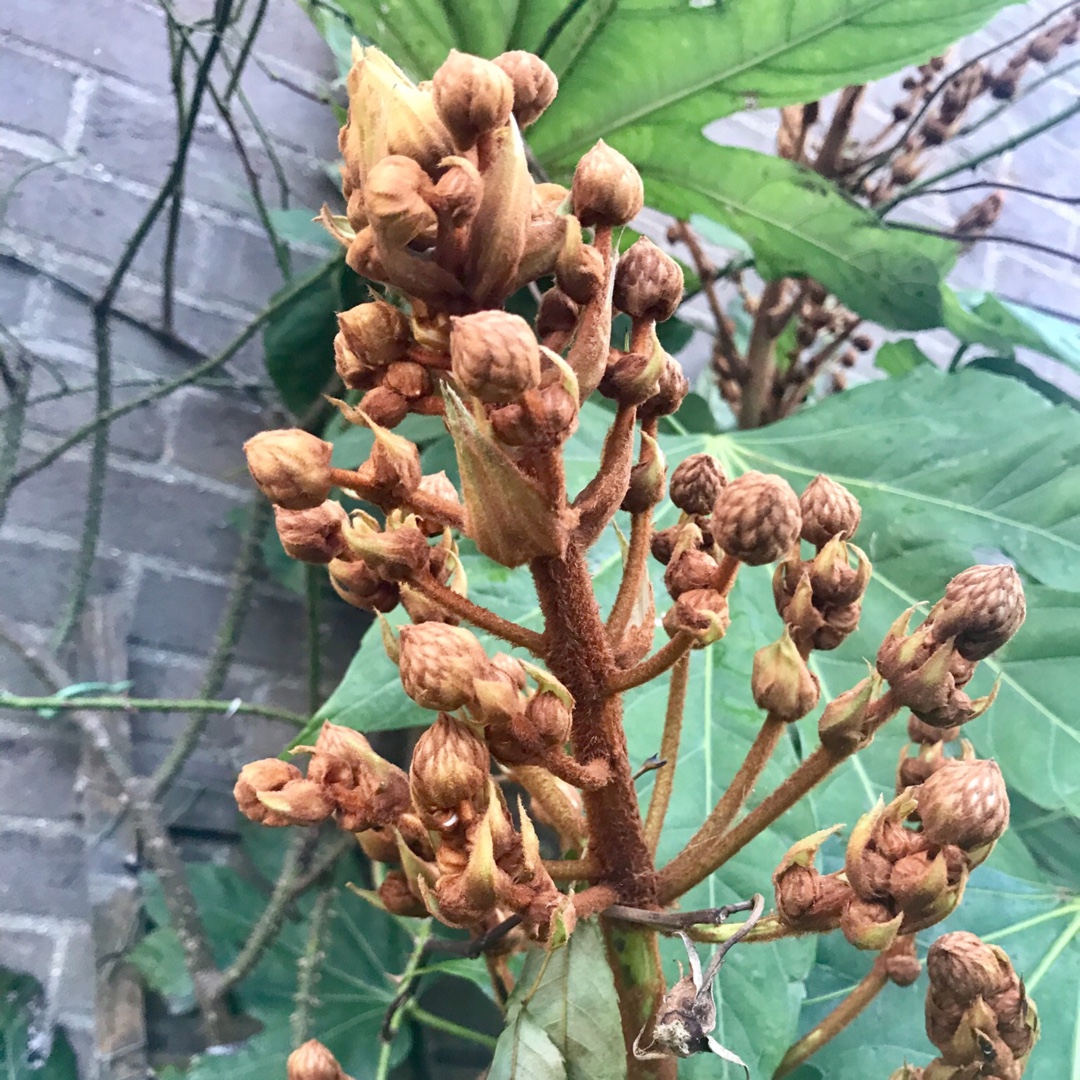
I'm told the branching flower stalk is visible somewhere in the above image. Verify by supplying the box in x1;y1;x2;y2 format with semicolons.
236;43;1038;1079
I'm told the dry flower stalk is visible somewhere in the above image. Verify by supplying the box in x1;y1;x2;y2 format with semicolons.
236;42;1033;1080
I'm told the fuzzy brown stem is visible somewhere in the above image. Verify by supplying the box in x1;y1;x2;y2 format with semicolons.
739;278;787;429
512;765;587;845
609;633;694;693
658;689;899;903
329;468;467;532
409;573;546;654
815;85;866;179
713;551;741;595
773;953;889;1078
607;508;653;645
573;402;637;547
544;857;596;881
643;652;690;856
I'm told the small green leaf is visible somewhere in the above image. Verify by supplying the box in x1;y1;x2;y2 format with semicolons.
875;339;931;377
267;208;337;251
488;1013;568;1080
0;968;78;1080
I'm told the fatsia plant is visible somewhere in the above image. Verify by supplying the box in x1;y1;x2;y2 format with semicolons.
229;44;1054;1080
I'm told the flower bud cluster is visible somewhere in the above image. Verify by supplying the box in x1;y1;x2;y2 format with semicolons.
919;932;1038;1079
772;475;869;652
877;565;1024;728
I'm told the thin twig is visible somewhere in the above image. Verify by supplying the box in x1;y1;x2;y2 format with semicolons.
149;497;272;799
377;922;434;1078
887;223;1080;267
607;897;757;931
291;881;335;1048
0;350;30;530
305;564;323;715
405;1004;499;1051
643;652;689;857
0;693;306;724
739;279;786;429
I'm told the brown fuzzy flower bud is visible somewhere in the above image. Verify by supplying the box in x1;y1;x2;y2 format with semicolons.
809;536;871;607
637;352;690;421
432;50;514;150
328;558;399;613
841;897;903;951
524;691;572;748
333;334;373;392
256;778;336;826
665;547;718;599
752;628;820;721
244;429;333;510
711;471;802;566
663;587;730;646
382;361;430;401
287;1040;343;1080
571;140;644;228
818;675;878;753
916;758;1009;853
884;936;923;987
613;237;684;323
450;311;541;404
555;242;605;305
399;622;490;711
414;471;461;536
621;448;667;514
363;155;437;247
234;759;303;825
536;288;581;338
669;453;726;516
927;932;1014;1007
274;501;348;564
337;301;410;369
409;713;490;815
493;51;558;128
378;870;429;918
358;386;409;429
599;348;664;407
343;517;430;581
353;424;423;502
431;156;483;226
928;565;1026;661
799;474;861;546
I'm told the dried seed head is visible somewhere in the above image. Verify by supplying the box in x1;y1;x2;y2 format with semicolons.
409;713;490;814
493;51;558;128
363;155;437;247
669;453;727;516
929;565;1026;661
613;236;684;323
234;759;303;825
337;301;411;369
916;758;1009;852
274;501;348;564
799;474;861;546
751;628;820;721
399;622;490;711
571;140;644;228
287;1040;343;1080
432;50;515;149
450;311;541;403
536;287;581;338
244;429;333;510
711;471;802;566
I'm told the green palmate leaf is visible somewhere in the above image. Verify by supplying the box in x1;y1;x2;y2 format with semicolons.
875;339;932;377
946;289;1080;373
491;920;625;1080
526;0;1021;168
134;846;413;1080
620;142;956;330
263;257;367;416
0;969;78;1080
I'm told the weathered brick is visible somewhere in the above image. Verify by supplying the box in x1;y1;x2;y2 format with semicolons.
0;0;169;90
234;62;339;158
169;302;265;378
0;924;56;989
0;828;87;918
53;925;96;1017
180;217;288;312
0;46;75;145
78;83;174;191
0;259;32;325
0;729;82;821
170;389;267;483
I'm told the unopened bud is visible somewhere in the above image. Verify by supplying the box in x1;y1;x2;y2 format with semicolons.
637;352;690;421
669;453;726;516
234;759;303;825
883;936;922;986
927;931;1013;1005
431;156;483;226
288;1040;342;1080
571;140;644;228
711;471;802;566
621;435;666;514
664;545;718;599
916;758;1009;853
840;896;903;950
410;713;490;814
378;870;428;918
928;565;1026;661
536;287;581;337
363;155;437;247
555;241;605;305
523;691;572;748
493;51;557;128
600;347;664;406
399;622;490;711
256;778;335;826
799;474;861;546
662;587;730;646
450;310;541;404
432;50;514;149
337;301;410;369
274;501;348;564
328;558;399;613
613;237;684;323
359;386;409;428
343;516;430;581
818;674;878;752
752;628;819;721
352;422;422;501
244;429;333;510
